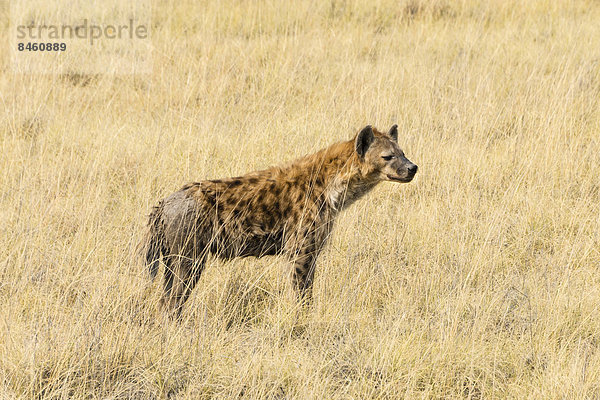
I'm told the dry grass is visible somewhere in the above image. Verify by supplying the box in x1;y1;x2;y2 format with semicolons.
1;0;600;398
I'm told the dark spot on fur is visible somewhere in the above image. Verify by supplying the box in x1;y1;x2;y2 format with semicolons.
203;192;216;205
237;199;248;211
271;186;281;197
271;200;280;213
261;203;272;216
279;200;290;215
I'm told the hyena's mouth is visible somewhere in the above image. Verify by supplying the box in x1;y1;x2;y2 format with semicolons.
387;174;414;183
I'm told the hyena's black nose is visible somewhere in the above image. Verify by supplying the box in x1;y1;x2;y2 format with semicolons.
408;164;418;174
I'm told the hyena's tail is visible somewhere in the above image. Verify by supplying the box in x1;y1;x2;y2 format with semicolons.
144;202;166;280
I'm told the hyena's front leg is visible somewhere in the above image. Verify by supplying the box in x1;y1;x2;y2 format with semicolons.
289;238;324;300
291;250;316;296
288;220;332;300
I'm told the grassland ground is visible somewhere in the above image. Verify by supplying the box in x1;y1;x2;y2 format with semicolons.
1;0;600;398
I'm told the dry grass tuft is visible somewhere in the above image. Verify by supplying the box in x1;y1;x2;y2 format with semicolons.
2;0;600;398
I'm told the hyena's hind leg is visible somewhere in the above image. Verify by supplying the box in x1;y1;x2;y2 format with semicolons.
161;255;206;318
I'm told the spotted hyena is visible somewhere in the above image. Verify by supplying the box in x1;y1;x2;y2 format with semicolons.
144;125;417;316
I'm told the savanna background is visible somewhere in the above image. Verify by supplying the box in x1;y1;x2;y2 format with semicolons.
1;0;600;398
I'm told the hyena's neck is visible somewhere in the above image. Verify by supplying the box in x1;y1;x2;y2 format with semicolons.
326;172;380;211
290;139;380;212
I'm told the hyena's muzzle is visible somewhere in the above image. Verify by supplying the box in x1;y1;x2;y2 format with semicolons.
387;156;418;183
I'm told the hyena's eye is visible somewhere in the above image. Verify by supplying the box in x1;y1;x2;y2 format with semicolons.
382;155;394;161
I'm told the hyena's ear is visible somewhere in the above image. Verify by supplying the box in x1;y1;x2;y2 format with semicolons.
355;125;374;158
388;124;398;142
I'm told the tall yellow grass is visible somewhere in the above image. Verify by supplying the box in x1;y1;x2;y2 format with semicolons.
1;0;600;398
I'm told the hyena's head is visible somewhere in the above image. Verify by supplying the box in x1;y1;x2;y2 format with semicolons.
354;125;418;183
